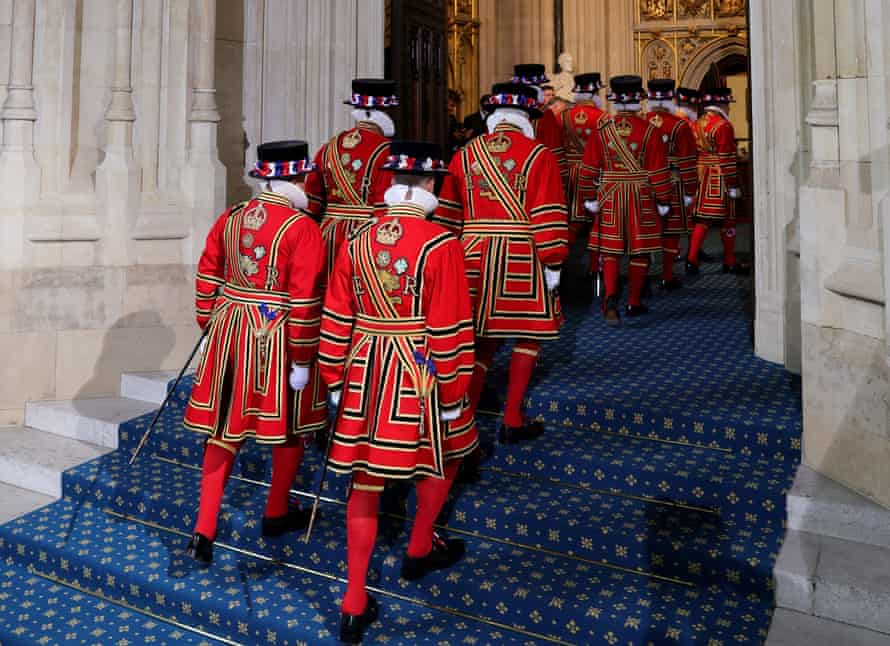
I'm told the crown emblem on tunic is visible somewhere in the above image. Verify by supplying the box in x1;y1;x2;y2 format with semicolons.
342;130;362;149
615;118;633;138
487;133;512;154
242;203;267;230
375;218;404;246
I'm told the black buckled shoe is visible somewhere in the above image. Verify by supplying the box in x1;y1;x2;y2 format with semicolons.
625;303;649;317
185;532;213;567
698;249;715;263
603;295;621;327
722;263;751;276
401;532;467;581
339;594;379;644
685;260;700;276
498;418;544;445
660;277;683;291
262;506;312;538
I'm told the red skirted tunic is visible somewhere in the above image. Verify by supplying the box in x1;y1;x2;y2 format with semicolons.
304;123;392;275
643;109;699;237
436;123;569;341
578;112;672;256
561;102;607;224
534;109;568;183
318;203;477;480
693;110;739;222
184;192;326;443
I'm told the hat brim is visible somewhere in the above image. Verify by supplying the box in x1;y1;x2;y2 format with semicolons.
490;103;542;120
248;170;311;180
381;167;449;176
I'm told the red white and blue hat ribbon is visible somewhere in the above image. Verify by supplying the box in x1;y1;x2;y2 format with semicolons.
383;154;447;172
510;74;549;86
348;94;399;108
489;93;539;110
250;159;316;179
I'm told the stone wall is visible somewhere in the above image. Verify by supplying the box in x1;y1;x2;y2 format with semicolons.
0;0;383;425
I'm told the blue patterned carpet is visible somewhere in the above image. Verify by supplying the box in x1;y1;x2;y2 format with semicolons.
0;253;802;645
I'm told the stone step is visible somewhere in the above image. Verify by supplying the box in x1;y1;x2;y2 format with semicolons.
767;609;890;646
0;481;54;524
774;529;890;635
788;465;890;550
24;397;157;449
0;426;109;498
119;370;179;405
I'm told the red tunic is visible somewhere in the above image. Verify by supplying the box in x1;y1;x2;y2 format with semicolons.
304;122;392;274
318;202;477;479
184;192;326;443
561;102;607;224
578;112;672;255
436;123;569;341
644;109;699;236
693;110;738;222
534;109;568;182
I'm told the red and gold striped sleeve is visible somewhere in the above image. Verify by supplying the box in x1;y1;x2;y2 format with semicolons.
194;209;229;329
431;152;467;236
366;143;393;212
535;110;567;183
423;236;475;410
577;126;603;206
715;120;738;191
318;243;357;391
527;147;569;269
284;217;326;366
673;120;699;197
644;126;673;205
304;143;327;218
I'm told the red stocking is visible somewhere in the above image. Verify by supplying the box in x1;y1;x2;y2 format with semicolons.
662;236;679;281
721;222;738;266
628;257;650;306
602;254;620;300
687;223;709;267
194;439;242;539
265;440;305;518
341;472;383;616
407;459;461;558
503;341;539;428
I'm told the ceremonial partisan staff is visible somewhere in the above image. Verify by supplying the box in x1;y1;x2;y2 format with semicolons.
128;326;211;465
303;404;338;543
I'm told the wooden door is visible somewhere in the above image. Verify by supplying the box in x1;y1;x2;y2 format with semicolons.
387;0;448;148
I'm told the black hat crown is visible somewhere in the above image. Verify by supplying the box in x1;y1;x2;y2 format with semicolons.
249;140;315;180
676;87;700;104
647;78;676;99
489;82;542;119
573;73;604;93
382;140;448;175
511;64;549;86
700;87;735;104
346;78;399;108
608;75;646;103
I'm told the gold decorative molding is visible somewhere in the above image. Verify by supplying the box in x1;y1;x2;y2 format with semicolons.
447;0;480;117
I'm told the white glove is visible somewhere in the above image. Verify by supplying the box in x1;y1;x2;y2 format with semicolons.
657;204;671;217
683;195;694;207
288;363;309;391
329;389;342;408
728;187;741;200
198;337;208;358
543;267;561;291
584;200;600;214
440;406;461;422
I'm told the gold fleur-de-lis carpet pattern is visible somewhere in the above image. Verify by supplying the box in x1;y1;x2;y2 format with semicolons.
0;259;801;645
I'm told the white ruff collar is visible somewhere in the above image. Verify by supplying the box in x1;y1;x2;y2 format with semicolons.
705;105;730;120
648;100;676;113
264;180;308;209
486;108;534;139
574;93;603;110
384;184;439;214
613;102;641;113
352;109;395;137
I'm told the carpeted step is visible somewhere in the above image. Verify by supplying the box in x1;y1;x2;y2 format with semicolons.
0;562;219;646
1;489;774;646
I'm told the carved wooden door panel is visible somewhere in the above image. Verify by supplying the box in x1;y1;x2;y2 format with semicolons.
387;0;448;148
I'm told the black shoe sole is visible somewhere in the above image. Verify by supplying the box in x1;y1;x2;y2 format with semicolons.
401;541;467;581
262;508;312;537
340;595;379;644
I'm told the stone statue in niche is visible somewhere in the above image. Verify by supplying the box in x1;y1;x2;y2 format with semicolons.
550;52;576;102
642;0;672;20
717;0;746;17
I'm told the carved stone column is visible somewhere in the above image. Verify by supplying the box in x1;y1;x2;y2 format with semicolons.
96;0;139;265
183;0;226;263
0;0;40;208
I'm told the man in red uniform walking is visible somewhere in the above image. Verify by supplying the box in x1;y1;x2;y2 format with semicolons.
685;87;748;275
437;82;568;443
183;141;326;564
643;78;699;290
578;75;672;324
318;140;476;643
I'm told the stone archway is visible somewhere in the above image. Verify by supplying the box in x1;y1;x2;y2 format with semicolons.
680;36;748;88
